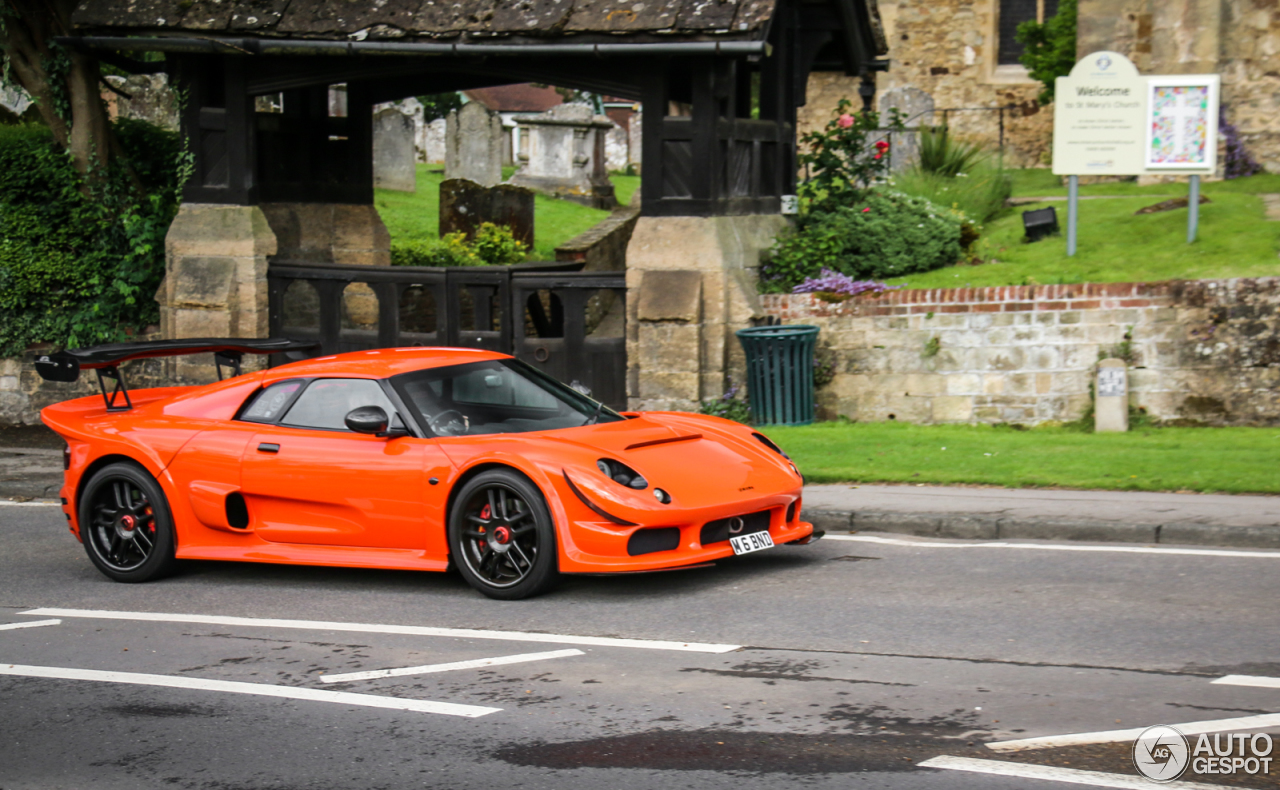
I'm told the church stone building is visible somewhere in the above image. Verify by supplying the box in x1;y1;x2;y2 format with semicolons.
801;0;1279;173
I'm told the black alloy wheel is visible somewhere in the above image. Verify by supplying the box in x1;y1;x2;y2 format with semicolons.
78;462;177;583
448;470;559;600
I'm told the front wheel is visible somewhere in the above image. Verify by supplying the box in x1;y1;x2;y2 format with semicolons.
448;470;560;600
78;462;177;583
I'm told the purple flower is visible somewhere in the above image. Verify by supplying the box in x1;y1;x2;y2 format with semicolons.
792;269;902;297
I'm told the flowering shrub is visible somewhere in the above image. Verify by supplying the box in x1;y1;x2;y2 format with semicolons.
762;192;965;288
797;98;905;208
698;381;751;425
793;269;901;300
1220;106;1262;180
390;222;528;267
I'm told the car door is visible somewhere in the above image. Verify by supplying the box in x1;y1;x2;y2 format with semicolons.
239;377;453;552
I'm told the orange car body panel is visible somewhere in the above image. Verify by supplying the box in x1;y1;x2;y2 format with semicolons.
41;347;812;576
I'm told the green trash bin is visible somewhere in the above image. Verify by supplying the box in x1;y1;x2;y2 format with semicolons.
735;324;820;426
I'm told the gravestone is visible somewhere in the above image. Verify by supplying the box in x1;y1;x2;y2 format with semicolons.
510;104;616;209
439;178;535;249
628;112;643;170
373;107;417;192
878;86;934;171
445;102;503;187
422;118;446;164
1095;359;1129;432
605;122;629;171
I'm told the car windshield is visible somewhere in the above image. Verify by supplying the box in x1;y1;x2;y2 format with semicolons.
391;359;623;437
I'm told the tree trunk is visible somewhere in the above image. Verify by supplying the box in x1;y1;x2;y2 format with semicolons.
1;0;115;177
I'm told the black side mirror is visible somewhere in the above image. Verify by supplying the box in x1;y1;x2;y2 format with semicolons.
345;406;411;438
345;406;389;435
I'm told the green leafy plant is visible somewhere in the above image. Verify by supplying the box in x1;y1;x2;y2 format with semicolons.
762;192;966;289
917;125;989;177
797;98;905;209
813;348;837;389
700;393;751;425
887;165;1011;225
0;119;181;357
470;222;528;265
417;92;464;123
1016;0;1078;104
922;336;942;358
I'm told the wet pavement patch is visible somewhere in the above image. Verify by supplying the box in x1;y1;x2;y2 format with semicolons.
998;743;1280;789
497;729;989;774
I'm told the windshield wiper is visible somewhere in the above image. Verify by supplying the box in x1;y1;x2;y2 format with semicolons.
586;400;605;425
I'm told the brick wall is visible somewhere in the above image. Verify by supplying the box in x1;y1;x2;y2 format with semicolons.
760;278;1280;425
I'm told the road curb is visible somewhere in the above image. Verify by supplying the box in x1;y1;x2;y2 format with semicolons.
802;508;1280;550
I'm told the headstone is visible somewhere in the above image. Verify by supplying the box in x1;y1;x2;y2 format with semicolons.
373;107;417;192
105;74;179;131
439;178;535;250
878;86;934;171
1095;359;1129;432
628;112;643;170
423;118;447;164
509;104;617;209
445;102;503;187
605;122;629;171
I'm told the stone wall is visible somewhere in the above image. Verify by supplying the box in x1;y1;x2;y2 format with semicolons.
761;279;1280;426
800;0;1052;168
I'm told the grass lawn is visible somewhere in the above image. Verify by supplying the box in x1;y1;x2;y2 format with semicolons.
374;164;636;260
1008;169;1280;199
885;190;1280;289
763;422;1280;494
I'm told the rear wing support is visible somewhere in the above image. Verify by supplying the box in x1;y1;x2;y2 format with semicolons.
33;337;317;412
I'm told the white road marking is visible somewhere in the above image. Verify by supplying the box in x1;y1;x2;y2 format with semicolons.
321;648;584;684
827;534;1280;559
1213;674;1280;690
0;619;60;631
988;712;1280;752
21;608;742;653
919;755;1222;789
0;500;58;507
0;662;500;717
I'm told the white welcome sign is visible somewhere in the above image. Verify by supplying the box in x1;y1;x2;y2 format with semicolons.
1053;52;1220;176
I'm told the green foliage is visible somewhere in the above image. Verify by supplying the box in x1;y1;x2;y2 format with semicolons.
0;120;181;357
762;192;965;289
1016;0;1078;104
887;166;1012;224
417;92;463;123
390;223;528;267
916;125;988;177
699;394;751;425
813;348;837;389
797;98;904;208
470;222;528;264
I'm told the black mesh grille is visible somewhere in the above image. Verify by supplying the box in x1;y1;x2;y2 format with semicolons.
700;509;771;546
627;527;681;556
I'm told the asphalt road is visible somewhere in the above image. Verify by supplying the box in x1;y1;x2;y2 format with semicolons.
2;503;1278;790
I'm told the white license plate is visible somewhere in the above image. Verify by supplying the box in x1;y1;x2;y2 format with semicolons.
729;531;775;555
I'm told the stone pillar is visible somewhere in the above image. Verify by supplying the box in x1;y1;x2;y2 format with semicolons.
1095;359;1129;432
258;204;390;267
160;204;278;382
445;103;503;187
626;214;789;411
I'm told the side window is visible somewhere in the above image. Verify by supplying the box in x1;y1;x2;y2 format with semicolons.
282;379;398;431
453;366;557;409
239;380;305;423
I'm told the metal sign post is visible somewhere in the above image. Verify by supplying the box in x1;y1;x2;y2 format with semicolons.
1187;174;1200;243
1067;176;1079;256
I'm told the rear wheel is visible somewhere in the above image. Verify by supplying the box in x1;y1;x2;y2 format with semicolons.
78;462;177;583
448;470;559;600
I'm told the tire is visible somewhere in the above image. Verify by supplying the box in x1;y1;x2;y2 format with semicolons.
448;469;560;600
78;462;177;583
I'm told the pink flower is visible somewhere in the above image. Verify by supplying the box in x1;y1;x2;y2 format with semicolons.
873;153;882;160
837;114;854;128
875;140;890;152
862;207;871;213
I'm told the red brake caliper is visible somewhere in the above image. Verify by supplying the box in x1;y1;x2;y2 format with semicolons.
478;504;491;550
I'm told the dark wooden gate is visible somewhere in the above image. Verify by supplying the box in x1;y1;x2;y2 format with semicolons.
267;261;627;408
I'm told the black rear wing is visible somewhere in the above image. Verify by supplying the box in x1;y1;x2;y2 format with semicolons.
34;337;317;412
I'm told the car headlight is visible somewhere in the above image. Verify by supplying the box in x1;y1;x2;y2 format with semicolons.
597;459;648;490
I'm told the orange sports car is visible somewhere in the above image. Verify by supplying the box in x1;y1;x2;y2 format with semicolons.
37;339;819;599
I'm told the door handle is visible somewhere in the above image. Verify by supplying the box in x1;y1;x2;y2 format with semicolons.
257;443;280;453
